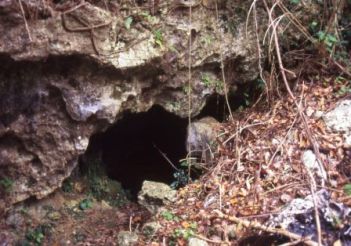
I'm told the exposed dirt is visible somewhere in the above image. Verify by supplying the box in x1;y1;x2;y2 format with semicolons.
1;175;151;245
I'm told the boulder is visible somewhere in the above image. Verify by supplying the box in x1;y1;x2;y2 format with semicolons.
138;181;176;214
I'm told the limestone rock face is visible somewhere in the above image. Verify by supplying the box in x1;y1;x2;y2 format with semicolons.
138;181;176;214
0;0;259;207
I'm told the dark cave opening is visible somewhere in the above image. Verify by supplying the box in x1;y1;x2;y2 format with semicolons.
81;81;262;200
85;105;189;198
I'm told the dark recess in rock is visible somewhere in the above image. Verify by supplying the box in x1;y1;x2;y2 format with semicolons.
197;81;262;122
83;105;189;198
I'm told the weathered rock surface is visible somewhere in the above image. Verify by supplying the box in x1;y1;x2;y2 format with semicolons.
0;0;259;207
323;99;351;148
138;181;176;214
187;116;220;162
117;231;139;246
268;189;351;245
188;237;209;246
324;100;351;133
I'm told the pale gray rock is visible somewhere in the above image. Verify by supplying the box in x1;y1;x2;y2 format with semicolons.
117;231;138;246
323;100;351;133
301;150;327;185
138;181;176;214
188;237;209;246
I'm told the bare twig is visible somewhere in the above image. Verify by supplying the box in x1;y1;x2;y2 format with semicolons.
18;0;32;42
153;144;180;171
214;1;233;121
187;3;193;179
263;1;324;245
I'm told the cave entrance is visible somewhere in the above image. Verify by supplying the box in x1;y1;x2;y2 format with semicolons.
85;105;189;199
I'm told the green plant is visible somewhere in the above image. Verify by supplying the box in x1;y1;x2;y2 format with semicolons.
183;84;192;94
335;77;351;96
161;210;179;221
171;169;189;189
344;184;351;196
79;198;93;210
173;223;197;240
200;35;214;46
200;73;223;93
141;12;158;24
25;224;52;245
26;229;44;245
153;29;163;48
317;31;338;53
201;73;212;87
0;177;13;192
290;0;300;4
125;16;133;30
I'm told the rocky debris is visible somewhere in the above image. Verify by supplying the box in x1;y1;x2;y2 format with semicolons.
187;117;220;163
268;189;351;245
117;231;139;246
0;0;259;208
138;181;176;214
188;237;209;246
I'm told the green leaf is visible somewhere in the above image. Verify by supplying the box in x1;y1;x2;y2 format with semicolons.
161;211;175;220
290;0;300;4
0;177;13;192
344;184;351;196
79;198;93;210
125;16;133;30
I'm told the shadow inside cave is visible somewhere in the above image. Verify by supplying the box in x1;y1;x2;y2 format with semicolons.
84;105;188;198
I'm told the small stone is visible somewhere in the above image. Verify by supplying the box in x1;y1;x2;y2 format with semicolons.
313;110;324;119
143;222;161;236
188;237;209;246
47;211;61;221
117;231;138;246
